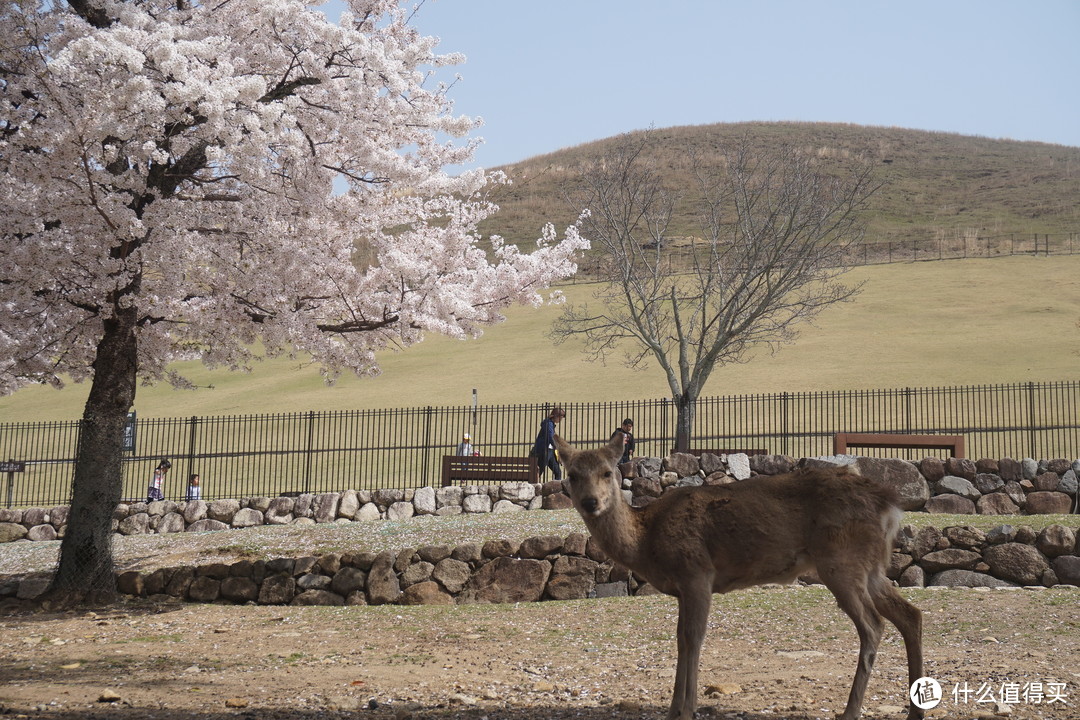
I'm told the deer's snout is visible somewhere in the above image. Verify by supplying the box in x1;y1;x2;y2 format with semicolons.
580;497;599;514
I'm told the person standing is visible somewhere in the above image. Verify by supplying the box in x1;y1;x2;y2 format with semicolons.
145;458;171;502
456;432;475;456
532;407;566;480
186;473;202;501
610;418;636;465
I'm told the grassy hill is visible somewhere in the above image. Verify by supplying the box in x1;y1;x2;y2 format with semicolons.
3;254;1079;422
3;123;1079;422
480;122;1080;256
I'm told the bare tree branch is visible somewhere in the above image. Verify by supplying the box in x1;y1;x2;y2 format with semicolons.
553;131;882;449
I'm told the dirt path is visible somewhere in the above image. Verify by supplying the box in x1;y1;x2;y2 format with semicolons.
2;585;1078;720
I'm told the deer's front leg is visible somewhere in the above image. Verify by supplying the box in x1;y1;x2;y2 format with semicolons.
669;583;712;720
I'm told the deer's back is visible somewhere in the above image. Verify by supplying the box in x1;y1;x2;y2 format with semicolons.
635;465;900;594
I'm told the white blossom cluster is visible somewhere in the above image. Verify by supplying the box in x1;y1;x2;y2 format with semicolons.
0;0;588;395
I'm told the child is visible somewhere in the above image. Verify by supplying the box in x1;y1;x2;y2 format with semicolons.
186;473;202;501
145;458;171;502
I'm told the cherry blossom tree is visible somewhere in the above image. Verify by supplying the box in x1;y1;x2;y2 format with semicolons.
0;0;586;603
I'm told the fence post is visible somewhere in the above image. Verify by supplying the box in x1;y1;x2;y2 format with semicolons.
781;392;789;456
1027;382;1037;458
422;406;433;486
303;410;316;495
185;415;199;497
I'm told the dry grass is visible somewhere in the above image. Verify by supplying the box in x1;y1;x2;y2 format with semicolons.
2;254;1079;421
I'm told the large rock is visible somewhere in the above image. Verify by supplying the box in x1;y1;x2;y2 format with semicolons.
157;512;186;534
366;551;401;605
1051;556;1080;586
460;557;551;604
231;508;263;528
187;576;220;602
973;473;1005;494
750;454;794;476
1024;492;1072;515
291;589;345;606
186;518;229;533
258;574;296;604
933;476;980;501
400;581;453;605
207;499;240;523
265;496;295;525
519;535;563;559
983;543;1049;586
918;457;946;483
432;558;472;594
1032;472;1062;492
26;524;57;541
928;569;1016;588
387;501;415;521
183;499;208;523
500;482;535;503
919;549;982;573
662;453;700;478
118;513;151;535
976;493;1019;515
1036;525;1077;558
0;523;27;543
726;453;752;481
542;493;574;510
313;493;340;523
545;556;599;600
412;487;437;515
853;457;930;511
923;495;975;514
355;503;381;521
338;490;361;519
435;486;464;509
944;457;976;481
220;576;259;602
997;457;1023;482
462;494;491;513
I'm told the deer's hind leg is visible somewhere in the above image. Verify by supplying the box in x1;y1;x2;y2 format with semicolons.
870;574;924;719
820;567;884;720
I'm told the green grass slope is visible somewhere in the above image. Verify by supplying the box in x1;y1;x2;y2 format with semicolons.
3;255;1078;421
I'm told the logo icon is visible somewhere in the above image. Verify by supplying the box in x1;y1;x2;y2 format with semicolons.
910;677;942;710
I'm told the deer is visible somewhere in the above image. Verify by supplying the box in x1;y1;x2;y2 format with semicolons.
555;434;924;720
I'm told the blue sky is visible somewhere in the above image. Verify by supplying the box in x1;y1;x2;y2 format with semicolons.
340;1;1080;169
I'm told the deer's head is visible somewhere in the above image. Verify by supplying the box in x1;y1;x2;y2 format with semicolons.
555;435;624;518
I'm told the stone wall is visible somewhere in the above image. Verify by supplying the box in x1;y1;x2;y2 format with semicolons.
0;453;1076;545
3;522;1079;608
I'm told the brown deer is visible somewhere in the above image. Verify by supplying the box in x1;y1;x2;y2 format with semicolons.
555;435;923;720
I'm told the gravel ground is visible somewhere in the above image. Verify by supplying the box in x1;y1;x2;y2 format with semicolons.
1;513;1079;720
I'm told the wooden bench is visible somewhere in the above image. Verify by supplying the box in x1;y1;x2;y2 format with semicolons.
440;455;539;487
832;433;965;458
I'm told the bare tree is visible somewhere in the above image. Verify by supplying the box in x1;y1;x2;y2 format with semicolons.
553;131;882;451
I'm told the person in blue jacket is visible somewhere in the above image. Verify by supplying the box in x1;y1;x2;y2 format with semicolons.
532;407;566;480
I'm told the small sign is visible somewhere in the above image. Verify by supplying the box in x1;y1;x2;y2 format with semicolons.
0;461;25;473
122;410;137;453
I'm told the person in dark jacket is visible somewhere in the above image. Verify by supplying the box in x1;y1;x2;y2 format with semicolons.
610;418;635;465
532;407;566;480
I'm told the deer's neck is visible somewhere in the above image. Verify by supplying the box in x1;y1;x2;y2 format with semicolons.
584;496;646;570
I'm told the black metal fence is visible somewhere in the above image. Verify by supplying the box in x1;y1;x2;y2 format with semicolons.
2;380;1077;508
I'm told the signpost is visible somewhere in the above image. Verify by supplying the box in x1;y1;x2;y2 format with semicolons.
2;460;26;509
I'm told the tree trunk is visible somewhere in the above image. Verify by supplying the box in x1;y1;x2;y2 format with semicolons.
673;393;695;453
45;305;139;605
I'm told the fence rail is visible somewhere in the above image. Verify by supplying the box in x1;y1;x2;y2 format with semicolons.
1;381;1078;508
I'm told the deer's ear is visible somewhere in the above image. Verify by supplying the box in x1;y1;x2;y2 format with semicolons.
554;435;575;463
605;433;624;462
